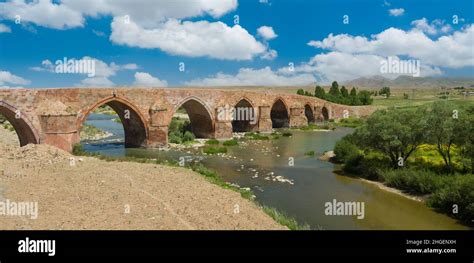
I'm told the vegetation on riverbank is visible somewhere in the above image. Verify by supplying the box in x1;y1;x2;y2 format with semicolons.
72;143;308;230
80;124;111;141
333;101;474;224
168;117;195;144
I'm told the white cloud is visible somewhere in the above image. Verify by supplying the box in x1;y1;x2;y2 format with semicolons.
185;67;316;86
133;72;168;87
62;0;237;28
257;26;277;40
80;76;114;87
0;23;11;33
0;70;30;87
110;17;267;60
0;0;84;30
0;0;237;29
0;1;273;61
261;49;277;60
411;18;452;35
307;25;474;68
389;8;405;17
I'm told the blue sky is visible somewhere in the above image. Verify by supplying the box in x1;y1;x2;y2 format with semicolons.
0;0;472;88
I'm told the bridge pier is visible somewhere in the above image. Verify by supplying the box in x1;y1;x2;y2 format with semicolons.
257;106;272;133
289;107;307;128
214;121;233;139
40;114;79;152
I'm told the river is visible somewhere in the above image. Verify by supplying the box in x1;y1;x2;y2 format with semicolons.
83;113;468;230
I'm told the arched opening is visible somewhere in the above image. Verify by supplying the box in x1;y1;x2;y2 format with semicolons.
0;103;39;146
232;99;257;132
270;99;289;128
322;106;329;121
79;98;147;149
304;104;315;124
169;98;214;144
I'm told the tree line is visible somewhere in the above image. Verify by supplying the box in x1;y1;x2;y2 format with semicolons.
297;81;373;106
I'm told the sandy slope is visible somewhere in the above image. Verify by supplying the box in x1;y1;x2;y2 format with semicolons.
0;127;285;230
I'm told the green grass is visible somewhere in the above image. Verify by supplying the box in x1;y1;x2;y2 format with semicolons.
337;117;365;128
206;139;220;145
304;150;315;156
261;206;311;230
223;139;239;146
245;132;270;140
282;132;293;137
203;146;228;155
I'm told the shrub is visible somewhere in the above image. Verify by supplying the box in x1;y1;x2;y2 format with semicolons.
333;137;360;163
223;139;238;146
182;131;195;142
205;139;219;145
380;169;449;195
282;132;292;137
168;132;182;144
203;146;227;155
305;150;315;156
427;175;474;223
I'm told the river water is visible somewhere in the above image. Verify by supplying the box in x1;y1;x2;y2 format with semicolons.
83;114;468;230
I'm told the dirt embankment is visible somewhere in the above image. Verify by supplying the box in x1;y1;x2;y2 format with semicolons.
0;127;285;230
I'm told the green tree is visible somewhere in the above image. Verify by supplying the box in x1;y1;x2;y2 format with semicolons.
340;86;349;97
314;85;326;99
349;87;360;105
379;87;391;98
353;108;427;168
426;102;469;173
329;81;341;97
297;89;305;95
357;90;373;105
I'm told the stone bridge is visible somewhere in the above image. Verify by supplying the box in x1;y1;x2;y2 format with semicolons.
0;88;375;152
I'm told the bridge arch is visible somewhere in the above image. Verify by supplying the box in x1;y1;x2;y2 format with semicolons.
322;106;330;121
304;104;315;124
232;97;257;132
270;98;290;128
0;101;40;146
79;96;148;147
173;96;214;138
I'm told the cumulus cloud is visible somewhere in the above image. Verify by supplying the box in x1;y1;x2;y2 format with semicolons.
411;18;452;35
133;72;168;87
304;23;473;82
0;23;11;33
0;0;84;30
389;8;405;16
257;26;277;40
185;67;316;86
0;70;30;87
308;25;474;68
110;17;267;60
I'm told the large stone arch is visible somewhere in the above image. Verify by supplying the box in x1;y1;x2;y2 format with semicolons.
78;96;148;147
173;96;214;138
0;101;40;146
270;98;290;128
304;103;315;124
232;97;257;132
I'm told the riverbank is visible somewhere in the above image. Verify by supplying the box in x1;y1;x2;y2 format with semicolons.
0;127;286;230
